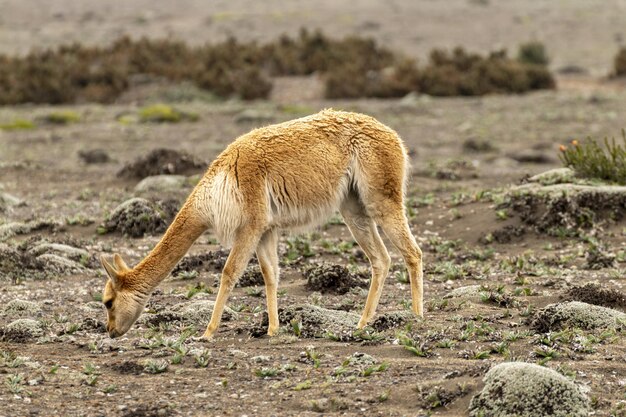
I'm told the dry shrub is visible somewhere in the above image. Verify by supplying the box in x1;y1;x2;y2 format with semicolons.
0;32;556;104
418;48;555;96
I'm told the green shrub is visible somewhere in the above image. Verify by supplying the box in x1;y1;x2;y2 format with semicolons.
42;110;80;125
559;131;626;185
517;41;550;66
138;104;198;123
614;48;626;77
0;119;36;131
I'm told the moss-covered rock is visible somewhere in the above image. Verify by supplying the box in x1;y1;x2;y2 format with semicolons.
1;299;42;318
469;362;589;417
278;304;359;339
99;198;177;238
507;183;626;235
174;300;237;323
526;168;576;186
134;175;189;193
2;318;44;341
531;301;626;332
27;243;89;262
444;285;483;299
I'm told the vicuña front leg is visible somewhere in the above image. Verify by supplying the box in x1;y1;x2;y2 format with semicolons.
202;230;260;339
256;229;280;336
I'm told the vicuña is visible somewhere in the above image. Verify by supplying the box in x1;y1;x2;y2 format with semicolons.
100;109;423;339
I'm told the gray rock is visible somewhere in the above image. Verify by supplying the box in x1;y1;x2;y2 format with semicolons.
134;175;188;192
444;285;484;299
469;362;589;417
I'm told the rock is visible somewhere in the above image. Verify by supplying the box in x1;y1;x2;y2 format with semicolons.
27;243;89;262
0;192;24;211
564;283;626;310
0;243;23;275
172;300;237;323
444;285;484;299
100;198;174;238
469;362;589;417
238;265;265;287
304;263;369;295
531;301;626;332
117;148;207;180
508;149;555;164
1;300;42;318
0;219;63;242
235;109;275;124
36;254;85;274
278;304;359;339
370;310;416;331
78;149;111;164
527;168;576;186
134;175;188;192
506;183;626;235
3;319;44;340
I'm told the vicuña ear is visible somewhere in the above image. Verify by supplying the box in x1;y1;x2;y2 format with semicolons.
100;255;121;286
113;253;131;272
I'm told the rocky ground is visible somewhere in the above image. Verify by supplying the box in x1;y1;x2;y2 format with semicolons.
1;1;626;416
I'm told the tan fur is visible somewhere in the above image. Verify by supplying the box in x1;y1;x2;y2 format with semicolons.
100;109;424;339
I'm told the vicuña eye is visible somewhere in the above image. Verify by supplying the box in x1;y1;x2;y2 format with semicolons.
104;300;113;309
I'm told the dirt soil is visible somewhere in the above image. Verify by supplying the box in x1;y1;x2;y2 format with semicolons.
1;1;626;417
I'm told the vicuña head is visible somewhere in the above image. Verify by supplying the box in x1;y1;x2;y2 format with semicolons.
98;109;424;340
100;254;150;338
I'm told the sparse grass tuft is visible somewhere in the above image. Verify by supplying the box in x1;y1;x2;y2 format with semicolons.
559;133;626;185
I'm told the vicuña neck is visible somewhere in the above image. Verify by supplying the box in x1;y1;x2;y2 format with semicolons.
126;197;208;293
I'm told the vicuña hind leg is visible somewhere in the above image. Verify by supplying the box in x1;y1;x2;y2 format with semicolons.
378;208;424;318
202;229;261;339
256;229;280;336
340;194;391;329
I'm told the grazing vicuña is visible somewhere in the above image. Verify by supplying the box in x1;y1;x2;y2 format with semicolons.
100;109;423;339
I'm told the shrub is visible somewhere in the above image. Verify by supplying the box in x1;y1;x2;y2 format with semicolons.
417;48;555;96
614;48;626;77
0;119;36;131
0;33;556;104
41;110;80;125
138;104;198;123
559;131;626;185
517;41;550;66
